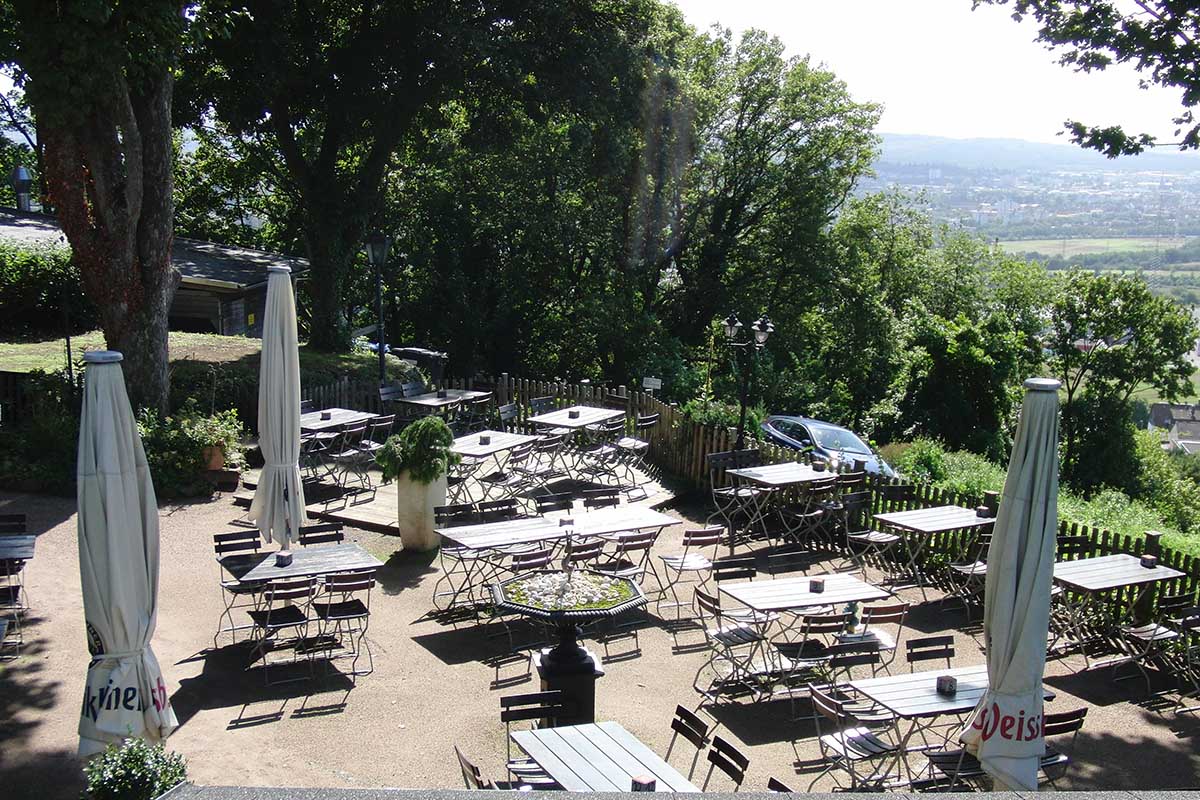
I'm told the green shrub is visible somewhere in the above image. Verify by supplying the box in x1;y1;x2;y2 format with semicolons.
894;437;947;484
938;450;1007;499
0;367;80;494
83;737;186;800
679;395;766;439
0;240;97;337
1128;429;1200;532
374;415;460;484
137;401;246;497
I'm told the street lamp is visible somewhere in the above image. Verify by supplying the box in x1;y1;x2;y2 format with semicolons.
721;313;773;450
364;231;391;387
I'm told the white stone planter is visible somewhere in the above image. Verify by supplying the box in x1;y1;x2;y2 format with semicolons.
395;471;447;551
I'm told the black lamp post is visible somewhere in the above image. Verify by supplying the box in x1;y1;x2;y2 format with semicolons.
364;231;392;387
721;313;774;450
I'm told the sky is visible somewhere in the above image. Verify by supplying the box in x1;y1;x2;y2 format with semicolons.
672;0;1187;145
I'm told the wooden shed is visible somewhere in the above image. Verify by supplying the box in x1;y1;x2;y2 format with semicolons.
0;208;309;337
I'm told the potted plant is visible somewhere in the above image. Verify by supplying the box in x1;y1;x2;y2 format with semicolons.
182;404;245;472
375;415;460;551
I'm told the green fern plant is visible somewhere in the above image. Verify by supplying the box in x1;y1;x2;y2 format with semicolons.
374;415;460;485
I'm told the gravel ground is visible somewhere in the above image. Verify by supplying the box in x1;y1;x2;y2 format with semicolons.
2;488;1198;798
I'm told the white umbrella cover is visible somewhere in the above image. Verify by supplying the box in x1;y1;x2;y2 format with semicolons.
959;377;1061;790
76;350;178;756
247;264;306;548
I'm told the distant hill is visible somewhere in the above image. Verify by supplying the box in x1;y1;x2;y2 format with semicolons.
880;132;1200;173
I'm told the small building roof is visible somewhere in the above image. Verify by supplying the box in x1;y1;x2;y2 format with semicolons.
1151;401;1200;429
0;207;308;292
1170;419;1200;441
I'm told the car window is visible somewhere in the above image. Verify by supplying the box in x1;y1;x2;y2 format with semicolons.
809;422;871;454
773;420;805;440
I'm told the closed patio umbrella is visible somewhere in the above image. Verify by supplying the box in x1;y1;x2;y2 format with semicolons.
959;377;1061;790
247;264;306;548
76;350;178;756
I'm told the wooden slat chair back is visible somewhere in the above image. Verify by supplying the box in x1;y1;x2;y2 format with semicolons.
300;399;316;414
611;531;657;557
875;482;913;514
634;412;660;431
564;539;604;566
826;640;882;680
694;587;723;621
534;493;575;515
400;381;427;398
767;777;795;792
0;513;28;535
582;487;620;510
435;504;477;527
364;414;395;445
603;391;629;412
379;385;404;405
1043;707;1087;737
297;523;345;548
838;490;873;531
1041;708;1088;787
683;526;724;548
712;555;756;583
861;601;908;627
478;498;522;522
1056;534;1093;561
665;704;710;778
529;395;556;415
511;548;555;573
213;528;262;557
263;577;315;606
500;690;572;785
765;543;816;578
801;611;854;638
703;735;750;790
1159;590;1197;618
835;471;866;492
454;746;489;790
906;634;955;670
496;402;520;431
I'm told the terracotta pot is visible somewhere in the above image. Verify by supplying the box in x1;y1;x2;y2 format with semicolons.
395;471;448;552
201;445;226;471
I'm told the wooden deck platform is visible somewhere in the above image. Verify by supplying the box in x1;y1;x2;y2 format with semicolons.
235;467;675;537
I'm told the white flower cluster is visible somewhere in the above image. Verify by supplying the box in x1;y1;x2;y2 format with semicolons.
509;571;628;610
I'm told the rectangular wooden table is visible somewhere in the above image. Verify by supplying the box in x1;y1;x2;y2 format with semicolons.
511;720;699;792
438;506;678;551
720;572;891;614
1052;553;1184;670
220;543;383;583
401;388;490;410
873;505;995;597
527;405;624;430
850;665;1055;785
299;407;377;433
725;462;833;540
451;429;541;459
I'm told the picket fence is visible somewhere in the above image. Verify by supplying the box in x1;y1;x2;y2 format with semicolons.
302;370;1199;614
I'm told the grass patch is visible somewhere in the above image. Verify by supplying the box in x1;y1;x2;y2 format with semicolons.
998;237;1192;258
0;330;406;382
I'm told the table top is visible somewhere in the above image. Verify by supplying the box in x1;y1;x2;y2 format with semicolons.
0;534;36;561
402;389;490;408
1053;552;1184;593
299;408;377;433
727;462;831;487
851;665;1054;719
511;721;699;793
526;405;624;429
451;429;542;459
221;543;383;583
438;506;678;551
874;505;995;535
720;573;891;613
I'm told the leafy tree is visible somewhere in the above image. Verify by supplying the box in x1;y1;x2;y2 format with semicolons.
181;0;657;352
977;1;1200;156
0;2;188;410
1045;269;1198;477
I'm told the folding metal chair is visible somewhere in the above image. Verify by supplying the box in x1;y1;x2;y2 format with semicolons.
665;704;711;780
329;420;372;489
702;735;750;791
246;577;317;684
212;529;265;646
692;588;773;705
500;690;569;787
838;601;909;675
297;522;345;547
313;569;376;682
657;526;722;622
807;682;898;791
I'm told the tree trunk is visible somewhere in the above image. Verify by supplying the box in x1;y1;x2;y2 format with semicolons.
301;199;367;352
15;6;181;412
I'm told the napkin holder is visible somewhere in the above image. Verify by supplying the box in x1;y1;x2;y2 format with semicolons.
813;462;826;472
320;411;332;421
631;776;656;792
436;389;448;399
936;675;958;696
1140;554;1158;568
568;409;580;419
559;518;574;527
975;505;991;518
809;577;825;593
275;551;293;567
479;434;491;445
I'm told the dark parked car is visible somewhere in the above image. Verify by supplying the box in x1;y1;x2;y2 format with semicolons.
760;415;895;477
